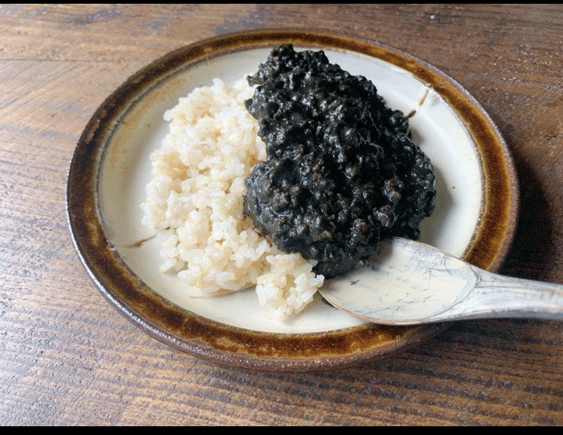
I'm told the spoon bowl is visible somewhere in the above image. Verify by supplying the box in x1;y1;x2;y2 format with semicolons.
319;237;563;325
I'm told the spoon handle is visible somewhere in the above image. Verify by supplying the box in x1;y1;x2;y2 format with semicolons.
454;266;563;322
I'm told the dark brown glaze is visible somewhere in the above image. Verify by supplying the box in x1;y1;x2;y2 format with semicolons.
67;29;518;372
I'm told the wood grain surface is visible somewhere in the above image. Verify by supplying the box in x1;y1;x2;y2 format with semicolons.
1;4;563;426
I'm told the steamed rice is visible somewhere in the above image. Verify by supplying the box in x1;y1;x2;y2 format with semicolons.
140;77;324;318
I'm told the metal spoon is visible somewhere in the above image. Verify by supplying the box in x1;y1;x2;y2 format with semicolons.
318;237;563;325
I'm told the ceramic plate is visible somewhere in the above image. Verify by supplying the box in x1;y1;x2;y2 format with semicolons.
67;30;519;372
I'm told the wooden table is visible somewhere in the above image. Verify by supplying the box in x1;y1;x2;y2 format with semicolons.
2;4;563;426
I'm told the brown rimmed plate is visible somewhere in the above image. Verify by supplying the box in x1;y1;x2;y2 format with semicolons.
66;30;519;372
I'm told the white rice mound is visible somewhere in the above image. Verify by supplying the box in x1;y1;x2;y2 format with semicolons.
141;77;325;318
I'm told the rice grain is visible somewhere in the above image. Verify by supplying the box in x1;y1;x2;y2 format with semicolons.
141;78;324;317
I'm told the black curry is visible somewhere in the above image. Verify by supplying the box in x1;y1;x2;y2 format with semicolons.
243;45;436;278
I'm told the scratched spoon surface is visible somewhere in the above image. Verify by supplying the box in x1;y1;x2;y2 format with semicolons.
318;237;563;325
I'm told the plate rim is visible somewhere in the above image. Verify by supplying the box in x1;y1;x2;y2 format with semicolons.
66;29;519;372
